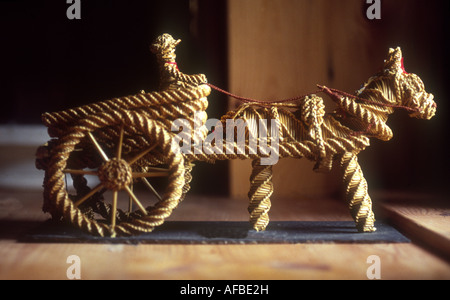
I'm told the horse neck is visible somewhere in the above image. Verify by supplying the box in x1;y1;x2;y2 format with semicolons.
356;74;400;118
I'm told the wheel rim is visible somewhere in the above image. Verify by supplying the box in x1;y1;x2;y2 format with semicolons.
44;113;185;237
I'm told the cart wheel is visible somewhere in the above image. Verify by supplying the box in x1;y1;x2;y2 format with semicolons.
43;111;185;237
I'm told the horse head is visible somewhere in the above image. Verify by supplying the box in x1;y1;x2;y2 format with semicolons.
382;47;436;120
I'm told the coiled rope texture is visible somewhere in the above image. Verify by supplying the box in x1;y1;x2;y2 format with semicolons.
248;159;273;231
341;152;376;232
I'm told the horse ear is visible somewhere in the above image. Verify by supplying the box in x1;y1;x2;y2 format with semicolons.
384;47;403;71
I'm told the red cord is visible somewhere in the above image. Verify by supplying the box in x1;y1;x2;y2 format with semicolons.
165;61;179;71
206;83;321;104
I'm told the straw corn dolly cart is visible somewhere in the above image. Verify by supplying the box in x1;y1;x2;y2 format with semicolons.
36;34;436;237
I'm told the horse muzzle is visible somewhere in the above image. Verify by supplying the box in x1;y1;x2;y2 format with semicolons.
410;93;436;120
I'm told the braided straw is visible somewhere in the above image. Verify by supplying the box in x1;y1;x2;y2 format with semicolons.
340;152;376;232
180;161;195;203
187;103;370;168
42;85;210;138
248;159;273;231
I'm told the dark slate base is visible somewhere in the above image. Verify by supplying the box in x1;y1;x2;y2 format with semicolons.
22;220;410;244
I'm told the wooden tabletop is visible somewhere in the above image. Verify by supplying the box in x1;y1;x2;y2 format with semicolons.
0;189;449;280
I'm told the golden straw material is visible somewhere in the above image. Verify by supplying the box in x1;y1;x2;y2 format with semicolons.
340;152;375;232
150;33;207;90
187;47;435;233
248;159;273;231
43;112;186;237
42;85;210;138
36;34;436;237
36;34;211;237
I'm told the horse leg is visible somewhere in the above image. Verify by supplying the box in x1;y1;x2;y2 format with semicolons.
340;152;376;232
248;158;273;231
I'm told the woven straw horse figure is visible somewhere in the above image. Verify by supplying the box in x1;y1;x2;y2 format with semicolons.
223;47;436;233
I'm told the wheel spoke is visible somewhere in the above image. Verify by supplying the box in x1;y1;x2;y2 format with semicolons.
110;191;118;237
63;169;98;176
132;171;169;178
74;183;104;207
128;184;133;214
146;166;169;172
117;125;124;160
141;177;163;202
127;144;158;166
125;186;148;215
88;132;109;162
